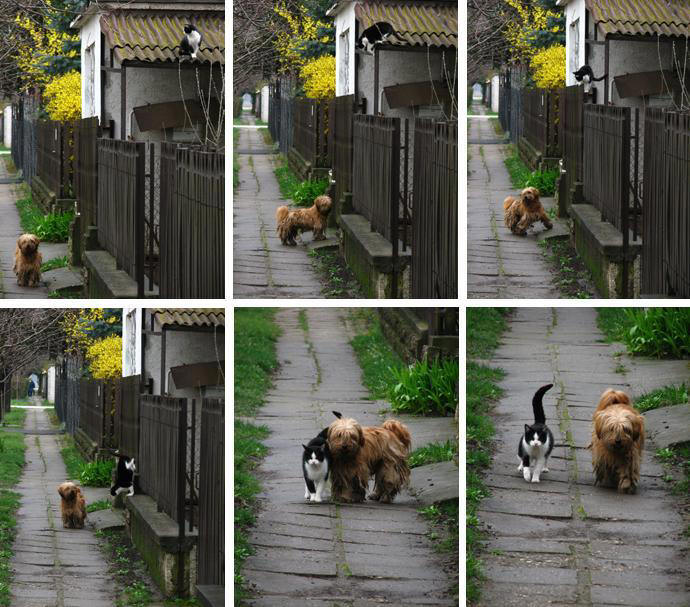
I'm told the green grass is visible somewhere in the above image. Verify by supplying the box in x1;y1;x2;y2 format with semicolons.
87;499;111;513
234;308;280;417
466;307;509;605
57;434;112;487
596;308;629;342
408;440;456;468
59;434;87;481
418;499;459;600
258;127;272;146
1;408;27;427
348;309;403;400
15;187;74;242
0;428;26;606
537;238;594;299
234;308;280;605
9;400;30;407
307;248;363;298
634;383;688;413
41;256;68;272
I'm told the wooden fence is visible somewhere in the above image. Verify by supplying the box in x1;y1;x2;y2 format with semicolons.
36;120;73;197
79;379;106;448
558;85;584;210
114;375;141;461
352;114;400;243
412;120;458;298
139;395;188;524
328;94;355;214
292;98;330;168
642;109;690;297
197;398;224;589
97;138;146;296
583;105;630;233
159;146;225;298
73;117;101;227
521;88;559;157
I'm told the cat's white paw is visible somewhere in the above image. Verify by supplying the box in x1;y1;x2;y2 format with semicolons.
531;476;540;483
313;495;322;503
542;467;549;473
304;488;310;500
309;493;316;501
523;467;531;482
517;462;524;472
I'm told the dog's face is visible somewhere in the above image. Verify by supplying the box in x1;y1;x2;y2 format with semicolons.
314;195;333;216
594;406;643;453
328;417;365;460
17;234;40;256
58;482;79;502
520;187;540;208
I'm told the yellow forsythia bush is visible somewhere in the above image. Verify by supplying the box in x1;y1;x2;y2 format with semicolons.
300;56;336;99
530;45;566;89
43;71;82;121
86;335;123;380
273;1;330;72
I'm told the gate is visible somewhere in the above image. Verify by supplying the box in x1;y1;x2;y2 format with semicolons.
329;94;355;215
558;85;584;211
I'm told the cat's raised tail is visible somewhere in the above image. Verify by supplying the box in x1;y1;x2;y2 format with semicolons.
532;384;554;425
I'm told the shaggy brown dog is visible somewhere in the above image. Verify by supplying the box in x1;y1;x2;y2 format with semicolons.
503;187;553;235
590;389;645;494
326;412;411;503
13;233;42;287
57;482;87;529
276;195;332;245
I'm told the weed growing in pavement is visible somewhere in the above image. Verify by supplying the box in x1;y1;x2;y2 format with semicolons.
634;383;688;413
274;160;328;206
504;146;559;195
307;248;362;298
418;500;459;600
537;237;594;298
86;499;111;513
41;256;69;272
15;187;74;242
389;357;459;416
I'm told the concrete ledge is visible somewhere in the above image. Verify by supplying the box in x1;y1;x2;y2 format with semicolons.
340;213;411;298
83;250;158;298
126;494;198;598
196;585;224;607
571;203;642;298
518;136;541;171
378;308;429;362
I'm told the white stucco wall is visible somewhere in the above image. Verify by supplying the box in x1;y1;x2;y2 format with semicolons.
357;48;451;120
562;0;586;86
122;308;142;377
79;12;102;119
2;106;11;148
143;317;224;399
47;366;56;403
491;74;500;112
333;1;357;96
260;85;270;123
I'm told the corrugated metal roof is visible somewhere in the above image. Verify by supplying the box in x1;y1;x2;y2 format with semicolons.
588;0;690;37
154;309;225;328
101;11;225;64
354;1;457;49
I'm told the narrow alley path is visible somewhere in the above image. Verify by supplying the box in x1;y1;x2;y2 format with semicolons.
233;115;324;298
478;308;689;606
467;105;561;299
10;403;115;606
243;308;456;606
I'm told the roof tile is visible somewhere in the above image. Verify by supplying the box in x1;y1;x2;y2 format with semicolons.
154;309;225;328
588;0;690;37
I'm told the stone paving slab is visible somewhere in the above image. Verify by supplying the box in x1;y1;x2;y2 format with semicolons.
409;461;459;504
10;405;116;605
476;307;690;606
233;120;324;298
641;403;690;448
243;308;456;605
467;106;563;299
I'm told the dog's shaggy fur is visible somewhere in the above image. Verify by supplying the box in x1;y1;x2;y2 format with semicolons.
326;414;411;503
276;195;332;245
590;389;645;494
13;234;42;287
503;187;553;235
57;482;87;529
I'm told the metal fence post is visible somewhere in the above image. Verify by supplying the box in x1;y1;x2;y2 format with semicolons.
177;398;187;596
135;142;145;297
390;118;400;298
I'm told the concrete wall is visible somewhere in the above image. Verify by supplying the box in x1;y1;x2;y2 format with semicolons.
2;106;11;148
143;315;224;399
79;12;102;119
563;0;586;87
47;366;56;403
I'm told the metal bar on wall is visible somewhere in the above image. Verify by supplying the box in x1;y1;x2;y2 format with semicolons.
177;398;187;596
135;143;145;297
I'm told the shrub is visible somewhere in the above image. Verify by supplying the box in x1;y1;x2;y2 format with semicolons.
291;177;329;206
524;167;559;196
79;459;114;487
388;357;459;416
16;191;74;242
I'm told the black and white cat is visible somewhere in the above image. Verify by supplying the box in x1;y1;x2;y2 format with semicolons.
357;21;396;55
517;384;554;484
110;455;136;497
180;24;202;60
573;65;606;92
302;435;331;503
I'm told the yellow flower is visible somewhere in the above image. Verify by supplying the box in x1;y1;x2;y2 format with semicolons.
86;336;123;380
530;45;566;89
299;56;335;99
273;1;330;73
43;71;82;121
